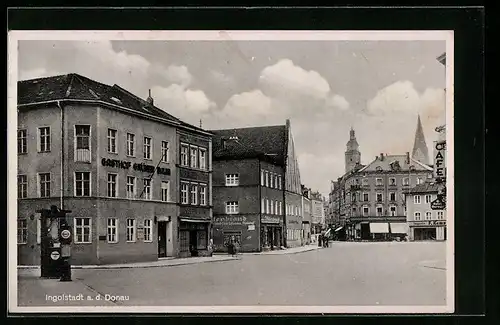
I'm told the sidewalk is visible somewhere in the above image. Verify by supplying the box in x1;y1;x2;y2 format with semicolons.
214;244;322;256
18;254;240;271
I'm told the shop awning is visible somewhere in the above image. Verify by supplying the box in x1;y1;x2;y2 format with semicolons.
370;223;389;233
390;223;408;234
335;226;344;232
156;216;171;222
180;218;211;223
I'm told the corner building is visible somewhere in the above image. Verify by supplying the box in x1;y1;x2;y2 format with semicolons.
17;73;212;265
210;120;303;252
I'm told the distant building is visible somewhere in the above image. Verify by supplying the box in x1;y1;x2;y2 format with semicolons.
310;191;325;234
345;127;361;173
328;126;433;241
210;119;303;252
301;185;312;245
404;182;447;241
17;73;213;265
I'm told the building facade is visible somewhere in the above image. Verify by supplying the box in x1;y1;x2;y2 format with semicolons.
328;126;433;241
301;186;312;245
17;73;212;265
210;120;303;252
405;183;447;241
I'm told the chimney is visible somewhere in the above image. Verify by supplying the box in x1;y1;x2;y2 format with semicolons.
406;152;410;164
380;153;384;161
147;89;154;106
221;138;227;149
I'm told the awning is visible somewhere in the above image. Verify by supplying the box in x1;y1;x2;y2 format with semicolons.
390;223;408;234
370;222;389;233
180;218;211;223
335;226;344;232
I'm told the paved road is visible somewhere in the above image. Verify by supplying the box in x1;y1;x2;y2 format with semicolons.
18;241;447;307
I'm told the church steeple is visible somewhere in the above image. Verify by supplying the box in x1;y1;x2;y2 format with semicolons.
411;115;429;165
345;127;361;173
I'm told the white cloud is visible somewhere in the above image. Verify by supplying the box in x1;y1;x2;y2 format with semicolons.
327;94;350;111
367;80;420;115
259;59;331;99
151;84;216;126
209;70;234;85
164;65;193;87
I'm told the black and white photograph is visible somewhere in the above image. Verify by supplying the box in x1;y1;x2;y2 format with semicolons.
8;30;454;313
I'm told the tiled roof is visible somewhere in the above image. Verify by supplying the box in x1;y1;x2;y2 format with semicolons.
18;73;187;125
404;182;441;194
359;154;432;172
211;125;287;165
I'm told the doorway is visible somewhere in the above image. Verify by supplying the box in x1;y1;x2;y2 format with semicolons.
158;221;167;258
361;223;370;240
189;230;198;257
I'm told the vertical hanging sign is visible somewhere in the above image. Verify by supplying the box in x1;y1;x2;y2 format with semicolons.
433;141;446;180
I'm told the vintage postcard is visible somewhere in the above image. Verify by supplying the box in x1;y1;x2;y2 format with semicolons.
8;30;454;314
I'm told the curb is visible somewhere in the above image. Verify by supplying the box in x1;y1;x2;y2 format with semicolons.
18;256;241;270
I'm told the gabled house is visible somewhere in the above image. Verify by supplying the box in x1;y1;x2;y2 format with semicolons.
210;119;303;252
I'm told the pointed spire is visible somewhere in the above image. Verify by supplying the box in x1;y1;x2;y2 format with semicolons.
199;119;202;128
411;114;429;165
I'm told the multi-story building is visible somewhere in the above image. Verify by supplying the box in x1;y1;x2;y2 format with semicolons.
328;122;433;241
16;73;212;265
210;120;302;252
301;185;312;245
404;182;447;241
310;191;325;235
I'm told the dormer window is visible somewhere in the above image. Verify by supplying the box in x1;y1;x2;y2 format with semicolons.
376;166;383;171
110;97;122;104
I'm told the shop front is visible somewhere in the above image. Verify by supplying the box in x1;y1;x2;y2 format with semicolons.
369;222;390;241
261;215;283;250
409;220;447;241
212;215;259;253
178;218;211;258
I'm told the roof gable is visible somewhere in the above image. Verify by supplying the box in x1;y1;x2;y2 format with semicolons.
359;154;432;173
211;125;287;165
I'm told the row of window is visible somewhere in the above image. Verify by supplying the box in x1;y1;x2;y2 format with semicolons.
287;229;302;241
260;170;283;189
17;172;173;201
351;176;428;187
260;199;283;215
18;127;209;171
350;193;433;204
18;126;172;162
414;211;445;221
180;181;208;206
354;205;400;217
180;143;207;170
17;218;153;244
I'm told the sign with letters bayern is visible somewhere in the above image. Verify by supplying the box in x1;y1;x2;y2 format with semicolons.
433;141;446;180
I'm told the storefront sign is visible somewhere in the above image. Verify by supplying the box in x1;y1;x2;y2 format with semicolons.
431;198;446;210
101;158;171;175
214;216;254;226
262;215;281;224
409;220;446;227
433;141;446;179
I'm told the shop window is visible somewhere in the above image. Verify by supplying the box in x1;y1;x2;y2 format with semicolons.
180;230;189;252
197;230;207;249
223;232;241;247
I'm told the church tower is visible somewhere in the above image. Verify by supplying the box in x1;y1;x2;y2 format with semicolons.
411;115;430;165
345;127;361;173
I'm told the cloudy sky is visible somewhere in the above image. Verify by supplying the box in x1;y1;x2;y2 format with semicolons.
18;38;446;197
